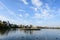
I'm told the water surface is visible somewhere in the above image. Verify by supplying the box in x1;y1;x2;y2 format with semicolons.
0;29;60;40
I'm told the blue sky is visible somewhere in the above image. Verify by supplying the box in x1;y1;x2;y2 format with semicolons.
0;0;60;27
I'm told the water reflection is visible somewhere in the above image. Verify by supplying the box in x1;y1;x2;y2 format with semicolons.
20;29;41;35
0;29;10;35
0;28;40;35
0;28;17;35
0;28;60;40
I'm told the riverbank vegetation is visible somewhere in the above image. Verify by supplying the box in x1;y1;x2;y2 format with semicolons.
0;20;34;29
0;20;60;29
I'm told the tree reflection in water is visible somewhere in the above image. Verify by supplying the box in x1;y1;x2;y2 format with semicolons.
0;28;17;35
0;28;41;35
20;29;41;35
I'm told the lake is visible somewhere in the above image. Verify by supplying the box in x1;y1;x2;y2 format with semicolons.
0;29;60;40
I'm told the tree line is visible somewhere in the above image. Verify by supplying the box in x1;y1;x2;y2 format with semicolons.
0;20;33;29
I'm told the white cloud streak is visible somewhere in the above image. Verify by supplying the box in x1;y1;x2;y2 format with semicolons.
0;1;15;15
0;1;23;24
21;0;28;5
31;0;42;8
31;2;56;20
0;15;23;25
18;9;25;12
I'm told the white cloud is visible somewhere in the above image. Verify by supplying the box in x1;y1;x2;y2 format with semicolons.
19;13;29;18
25;13;29;17
33;9;54;20
0;15;13;22
45;3;50;10
18;9;25;12
30;3;50;12
0;15;21;24
0;15;8;21
34;8;38;12
31;3;56;20
19;14;23;17
31;0;42;8
30;7;39;12
42;9;49;17
21;0;28;5
33;13;41;18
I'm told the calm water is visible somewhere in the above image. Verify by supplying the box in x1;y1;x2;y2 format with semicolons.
0;29;60;40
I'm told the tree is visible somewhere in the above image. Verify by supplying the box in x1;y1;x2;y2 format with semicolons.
29;25;33;28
